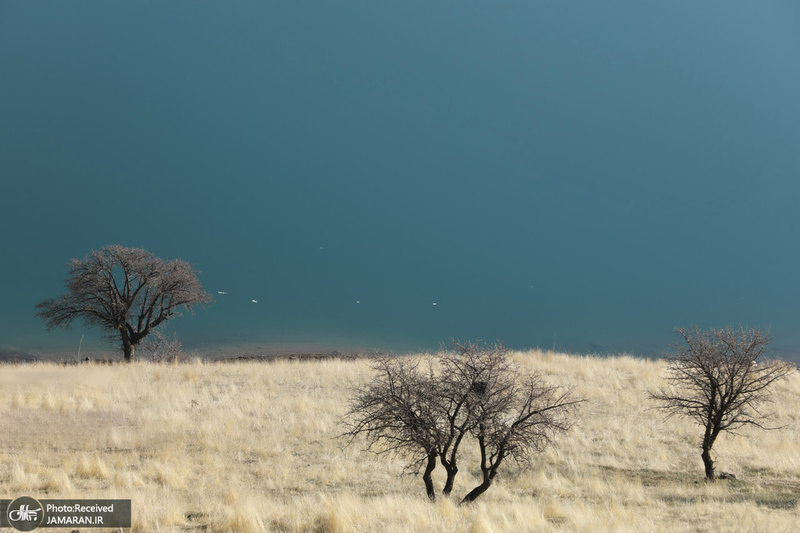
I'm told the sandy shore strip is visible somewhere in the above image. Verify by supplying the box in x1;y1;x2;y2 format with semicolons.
199;340;393;362
0;339;408;364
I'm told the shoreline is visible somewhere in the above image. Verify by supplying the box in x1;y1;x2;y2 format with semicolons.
5;340;800;365
0;340;406;364
195;340;400;360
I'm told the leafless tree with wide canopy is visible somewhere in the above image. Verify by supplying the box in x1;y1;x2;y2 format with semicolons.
36;245;213;362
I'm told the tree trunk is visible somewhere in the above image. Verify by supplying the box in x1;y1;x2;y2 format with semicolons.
122;339;135;362
443;463;458;496
422;451;437;501
460;479;492;504
120;327;137;363
460;436;503;505
439;452;458;496
701;422;719;481
701;445;715;481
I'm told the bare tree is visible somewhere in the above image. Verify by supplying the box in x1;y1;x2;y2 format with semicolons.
651;325;792;481
36;245;213;362
447;341;580;504
341;357;442;500
433;341;515;497
342;341;579;503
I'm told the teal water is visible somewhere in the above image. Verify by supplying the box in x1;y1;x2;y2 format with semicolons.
2;1;800;358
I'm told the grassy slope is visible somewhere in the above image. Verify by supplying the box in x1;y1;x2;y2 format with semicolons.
1;351;799;532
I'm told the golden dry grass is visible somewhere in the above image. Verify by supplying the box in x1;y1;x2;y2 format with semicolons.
1;351;799;532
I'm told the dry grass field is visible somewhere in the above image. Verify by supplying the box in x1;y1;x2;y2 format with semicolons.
1;351;799;532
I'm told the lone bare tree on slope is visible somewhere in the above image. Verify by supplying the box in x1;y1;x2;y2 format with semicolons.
36;245;213;362
651;326;792;481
